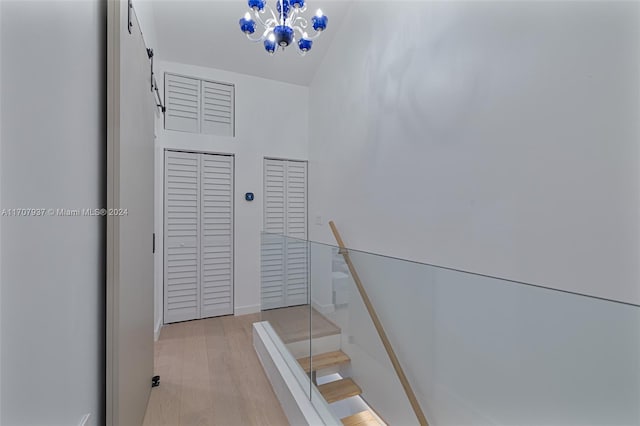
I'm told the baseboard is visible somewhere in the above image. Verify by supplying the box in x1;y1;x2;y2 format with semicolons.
235;304;261;316
154;318;162;342
253;322;341;426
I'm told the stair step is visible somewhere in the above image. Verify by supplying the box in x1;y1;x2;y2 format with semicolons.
318;378;362;403
297;350;350;373
341;410;380;426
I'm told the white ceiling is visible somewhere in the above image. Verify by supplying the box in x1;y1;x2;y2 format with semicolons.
151;0;352;86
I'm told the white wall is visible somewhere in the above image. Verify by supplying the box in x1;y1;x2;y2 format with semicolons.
0;1;104;425
0;1;3;421
132;0;159;57
307;2;640;424
154;61;309;330
309;0;640;306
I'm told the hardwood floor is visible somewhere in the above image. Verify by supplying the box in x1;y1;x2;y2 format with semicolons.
143;314;289;426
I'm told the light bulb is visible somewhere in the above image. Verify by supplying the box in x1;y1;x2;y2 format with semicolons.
244;12;251;20
268;33;276;42
316;9;323;17
303;32;308;39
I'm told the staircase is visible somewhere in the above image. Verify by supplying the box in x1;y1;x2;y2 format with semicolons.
297;350;384;425
265;305;385;424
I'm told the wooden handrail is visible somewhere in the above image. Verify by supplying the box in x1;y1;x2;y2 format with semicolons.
329;221;429;426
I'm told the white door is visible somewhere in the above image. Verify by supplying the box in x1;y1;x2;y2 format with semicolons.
284;160;308;306
262;159;287;309
164;151;234;323
164;151;200;323
200;154;234;318
106;2;155;425
261;159;308;310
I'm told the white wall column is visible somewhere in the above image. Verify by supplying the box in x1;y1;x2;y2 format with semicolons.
0;1;105;424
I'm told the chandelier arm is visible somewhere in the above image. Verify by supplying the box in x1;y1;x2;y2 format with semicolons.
246;28;271;43
292;16;308;29
251;9;269;28
292;25;305;39
295;26;321;40
266;4;279;24
286;8;299;27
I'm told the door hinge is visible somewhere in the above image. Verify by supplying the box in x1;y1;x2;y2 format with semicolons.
152;233;155;254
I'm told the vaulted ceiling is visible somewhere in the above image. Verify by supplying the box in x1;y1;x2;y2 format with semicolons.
151;0;352;86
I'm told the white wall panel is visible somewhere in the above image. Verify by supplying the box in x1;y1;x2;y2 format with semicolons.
1;1;104;424
308;0;640;306
307;1;640;424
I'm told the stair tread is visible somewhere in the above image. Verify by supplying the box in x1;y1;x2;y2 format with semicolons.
297;350;350;373
318;378;362;403
341;410;380;426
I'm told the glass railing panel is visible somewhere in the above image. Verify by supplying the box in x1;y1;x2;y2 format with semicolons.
260;232;312;400
309;239;422;425
263;232;640;424
341;244;640;425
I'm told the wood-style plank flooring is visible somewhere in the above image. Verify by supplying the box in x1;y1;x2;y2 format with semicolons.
142;314;289;426
261;305;341;343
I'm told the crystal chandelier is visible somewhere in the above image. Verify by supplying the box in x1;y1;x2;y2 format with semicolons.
239;0;329;56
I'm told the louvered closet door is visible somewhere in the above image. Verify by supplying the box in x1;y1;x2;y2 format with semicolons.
261;159;308;310
261;159;287;310
165;74;200;133
164;151;200;323
200;154;234;318
285;161;308;306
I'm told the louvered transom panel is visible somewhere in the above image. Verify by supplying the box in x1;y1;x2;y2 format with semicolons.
200;154;234;318
164;151;200;323
165;74;200;133
202;81;234;137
